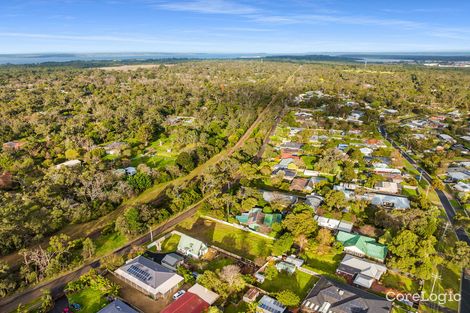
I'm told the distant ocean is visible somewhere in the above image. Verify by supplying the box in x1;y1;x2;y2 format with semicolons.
1;52;469;65
0;53;266;65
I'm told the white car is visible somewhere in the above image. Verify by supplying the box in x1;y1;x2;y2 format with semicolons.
172;290;186;300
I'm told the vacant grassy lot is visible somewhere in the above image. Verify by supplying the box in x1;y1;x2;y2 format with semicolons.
301;246;343;277
94;231;127;257
422;262;461;311
67;287;108;313
260;270;318;298
176;216;273;260
381;271;420;293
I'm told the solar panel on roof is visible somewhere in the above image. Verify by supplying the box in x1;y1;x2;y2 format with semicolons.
127;265;151;282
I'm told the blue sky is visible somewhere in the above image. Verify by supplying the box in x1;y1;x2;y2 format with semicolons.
1;0;470;53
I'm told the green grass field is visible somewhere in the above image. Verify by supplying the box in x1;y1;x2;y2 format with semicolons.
422;262;461;311
67;287;109;313
260;270;318;298
301;246;343;277
176;216;273;260
94;232;127;257
381;271;420;293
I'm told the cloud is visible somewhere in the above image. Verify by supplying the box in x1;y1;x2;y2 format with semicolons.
155;0;257;15
0;32;213;46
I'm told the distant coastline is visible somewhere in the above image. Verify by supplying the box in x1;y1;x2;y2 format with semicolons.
1;52;470;66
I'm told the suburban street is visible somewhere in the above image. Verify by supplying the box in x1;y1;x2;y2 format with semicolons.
379;125;470;244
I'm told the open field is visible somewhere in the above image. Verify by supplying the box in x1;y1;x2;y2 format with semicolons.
260;270;318;298
176;216;273;260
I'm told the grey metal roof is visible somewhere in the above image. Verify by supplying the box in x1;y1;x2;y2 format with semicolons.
97;299;139;313
119;256;178;289
161;253;184;267
303;277;391;313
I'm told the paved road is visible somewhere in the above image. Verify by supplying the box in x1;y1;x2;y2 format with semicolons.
0;66;303;313
379;125;470;244
0;196;207;313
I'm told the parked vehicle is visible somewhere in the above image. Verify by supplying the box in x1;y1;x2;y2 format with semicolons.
172;290;186;300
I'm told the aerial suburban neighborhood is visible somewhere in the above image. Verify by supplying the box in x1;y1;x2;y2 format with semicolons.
1;9;470;310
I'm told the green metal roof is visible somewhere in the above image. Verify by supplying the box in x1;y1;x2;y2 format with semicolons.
336;231;387;261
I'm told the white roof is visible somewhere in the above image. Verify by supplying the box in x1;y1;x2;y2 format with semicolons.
55;159;81;169
353;273;374;288
188;283;219;305
340;254;386;280
455;182;470;192
115;256;184;296
448;171;470;181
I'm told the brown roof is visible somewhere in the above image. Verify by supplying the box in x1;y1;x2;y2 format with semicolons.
0;172;12;189
290;178;308;191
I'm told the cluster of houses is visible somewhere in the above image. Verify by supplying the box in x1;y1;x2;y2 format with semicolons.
108;233;216;313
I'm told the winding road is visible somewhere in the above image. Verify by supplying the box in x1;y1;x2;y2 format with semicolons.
379;125;470;244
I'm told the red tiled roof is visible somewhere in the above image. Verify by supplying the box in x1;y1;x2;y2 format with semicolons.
161;292;209;313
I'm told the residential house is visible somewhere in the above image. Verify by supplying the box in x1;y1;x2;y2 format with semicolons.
187;283;219;305
374;182;400;194
276;261;296;274
161;253;184;271
276;158;294;169
177;234;208;259
305;194;324;210
438;134;456;144
368;193;410;210
337;143;349;151
126;167;137;176
280;142;303;151
290;178;308;191
262;191;298;206
2;141;25;151
285;255;305;268
447;169;470;182
236;208;282;232
103;142;127;155
373;167;401;175
360;147;374;156
454;182;470;193
258;295;286;313
289;127;304;137
336;231;388;262
301;276;392;313
272;168;297;182
243;288;260;303
161;292;209;313
304;169;320;177
314;216;353;233
255;272;265;283
336;254;387;288
114;256;184;299
307;176;328;189
55;159;81;169
97;299;139;313
0;172;12;189
280;149;301;159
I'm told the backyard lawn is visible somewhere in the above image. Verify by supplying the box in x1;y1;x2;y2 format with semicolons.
260;270;318;298
225;301;251;313
67;287;109;313
176;216;273;260
160;234;181;253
